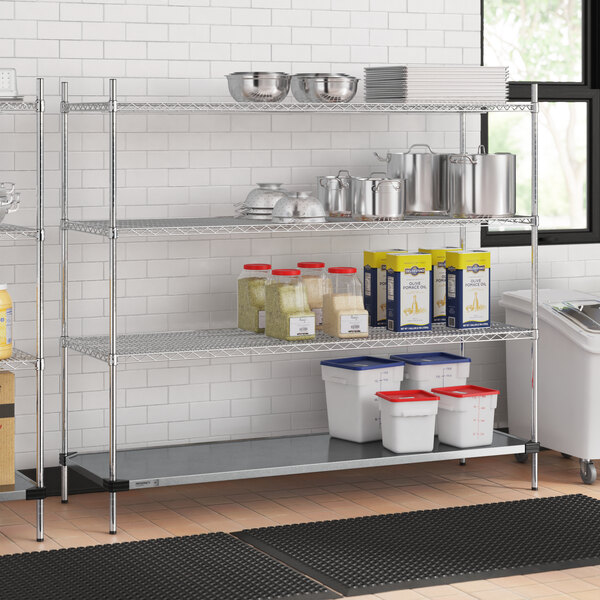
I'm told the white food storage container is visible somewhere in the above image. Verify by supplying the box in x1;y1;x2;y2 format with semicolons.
320;356;405;443
501;289;600;472
432;385;498;448
390;352;470;391
376;390;439;453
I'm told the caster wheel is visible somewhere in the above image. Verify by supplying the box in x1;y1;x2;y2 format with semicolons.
515;453;529;464
561;453;571;459
579;460;597;485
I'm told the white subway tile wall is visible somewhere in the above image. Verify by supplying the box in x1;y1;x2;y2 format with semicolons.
1;0;581;469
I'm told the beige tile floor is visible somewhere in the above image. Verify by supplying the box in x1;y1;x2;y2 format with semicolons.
2;450;600;599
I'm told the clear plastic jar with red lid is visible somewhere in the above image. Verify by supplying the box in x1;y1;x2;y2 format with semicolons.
323;267;369;338
297;261;329;329
265;269;315;341
238;263;271;333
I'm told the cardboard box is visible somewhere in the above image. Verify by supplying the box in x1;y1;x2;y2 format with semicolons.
386;253;432;332
418;248;461;323
446;250;491;329
363;249;406;327
0;371;15;485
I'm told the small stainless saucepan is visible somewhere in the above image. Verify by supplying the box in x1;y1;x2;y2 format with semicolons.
317;170;352;217
351;173;406;221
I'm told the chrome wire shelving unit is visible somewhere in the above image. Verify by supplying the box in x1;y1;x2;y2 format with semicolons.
60;79;540;534
0;79;45;541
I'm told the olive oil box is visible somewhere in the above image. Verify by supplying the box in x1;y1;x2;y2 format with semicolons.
419;248;460;323
386;253;432;332
363;249;406;327
446;250;491;329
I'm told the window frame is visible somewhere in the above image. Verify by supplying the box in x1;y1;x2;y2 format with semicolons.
480;0;600;247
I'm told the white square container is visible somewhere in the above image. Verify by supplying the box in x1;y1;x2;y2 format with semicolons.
320;356;405;443
432;385;498;448
376;390;439;453
390;352;470;391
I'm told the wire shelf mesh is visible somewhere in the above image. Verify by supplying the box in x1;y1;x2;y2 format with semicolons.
63;101;535;114
0;224;39;240
0;348;38;370
65;216;534;237
0;101;37;113
65;323;535;364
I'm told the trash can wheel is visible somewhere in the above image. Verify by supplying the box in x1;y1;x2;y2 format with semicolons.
580;459;597;485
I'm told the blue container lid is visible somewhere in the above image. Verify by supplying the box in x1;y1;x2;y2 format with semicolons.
389;352;471;366
320;356;404;371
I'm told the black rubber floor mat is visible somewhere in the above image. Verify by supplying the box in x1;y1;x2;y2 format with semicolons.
236;494;600;596
0;532;338;600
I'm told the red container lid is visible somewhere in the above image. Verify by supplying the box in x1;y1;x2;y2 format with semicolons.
244;263;271;270
431;385;499;398
376;390;439;403
272;268;301;276
298;261;325;269
328;267;357;274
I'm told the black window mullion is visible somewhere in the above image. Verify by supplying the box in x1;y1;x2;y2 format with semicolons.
481;0;598;247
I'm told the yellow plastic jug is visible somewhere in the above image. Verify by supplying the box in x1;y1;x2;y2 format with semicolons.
0;285;13;360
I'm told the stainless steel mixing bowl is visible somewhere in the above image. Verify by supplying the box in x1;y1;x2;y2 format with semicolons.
291;74;359;103
271;191;326;223
226;72;291;103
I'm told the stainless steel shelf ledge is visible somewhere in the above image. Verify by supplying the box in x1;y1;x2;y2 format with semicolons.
0;472;37;502
63;101;535;114
67;431;527;490
65;216;534;237
0;224;39;240
0;348;39;370
65;323;535;364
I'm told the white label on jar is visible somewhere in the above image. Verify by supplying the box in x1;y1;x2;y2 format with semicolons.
340;314;368;334
313;308;323;326
258;310;265;329
289;316;316;337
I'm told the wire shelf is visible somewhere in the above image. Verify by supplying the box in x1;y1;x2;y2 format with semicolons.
0;224;39;240
65;323;535;364
63;101;535;114
65;216;534;238
0;101;37;113
0;348;38;370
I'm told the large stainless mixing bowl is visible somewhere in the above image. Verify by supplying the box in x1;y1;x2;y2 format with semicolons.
292;74;359;103
226;72;291;103
271;191;326;223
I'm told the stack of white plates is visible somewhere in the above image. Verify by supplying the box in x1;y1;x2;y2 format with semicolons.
364;65;508;103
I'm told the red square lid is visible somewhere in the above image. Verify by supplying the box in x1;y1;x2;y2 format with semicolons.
376;390;439;403
431;385;499;398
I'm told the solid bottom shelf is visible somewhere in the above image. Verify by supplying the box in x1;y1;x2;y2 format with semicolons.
68;431;527;491
0;471;37;501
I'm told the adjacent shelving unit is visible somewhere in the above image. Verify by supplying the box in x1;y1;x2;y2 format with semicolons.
0;79;45;541
60;79;539;535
